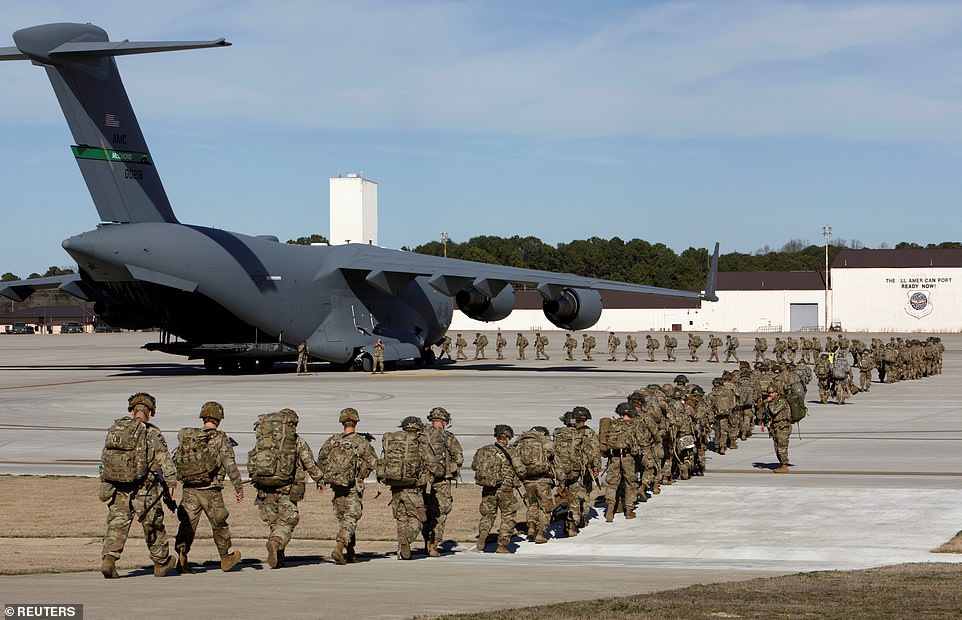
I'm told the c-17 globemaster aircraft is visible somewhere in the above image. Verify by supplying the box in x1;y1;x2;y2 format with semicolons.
1;22;718;372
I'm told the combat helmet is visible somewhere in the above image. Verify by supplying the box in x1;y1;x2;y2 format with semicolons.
559;410;574;425
530;425;550;436
661;383;674;397
128;392;156;413
690;385;705;397
493;424;514;439
399;416;423;431
199;401;224;421
712;377;724;387
572;406;592;422
339;407;360;424
628;389;646;405
615;402;634;417
674;374;689;385
427;406;451;423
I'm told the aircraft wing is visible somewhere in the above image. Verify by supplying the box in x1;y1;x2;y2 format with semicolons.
0;274;94;302
339;242;719;302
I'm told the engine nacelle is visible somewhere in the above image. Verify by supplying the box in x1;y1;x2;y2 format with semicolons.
542;287;603;330
455;284;515;322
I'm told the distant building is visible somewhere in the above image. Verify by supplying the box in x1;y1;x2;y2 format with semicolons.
329;173;378;246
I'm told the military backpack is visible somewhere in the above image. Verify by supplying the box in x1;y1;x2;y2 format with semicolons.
247;410;299;489
424;428;450;480
319;434;360;487
471;444;503;488
377;430;424;486
604;418;633;452
666;336;677;348
831;355;850;380
552;426;582;481
691;335;703;347
515;431;551;478
585;335;596;347
101;417;149;484
786;394;808;424
173;427;218;486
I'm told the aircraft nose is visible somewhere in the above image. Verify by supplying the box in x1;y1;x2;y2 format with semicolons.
62;234;94;260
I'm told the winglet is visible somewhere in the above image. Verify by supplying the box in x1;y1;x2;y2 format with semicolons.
701;242;719;302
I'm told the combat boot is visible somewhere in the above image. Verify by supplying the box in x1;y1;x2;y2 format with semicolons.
729;440;739;449
427;540;440;557
637;487;648;502
220;551;241;572
495;544;510;554
476;531;489;552
153;555;177;577
100;555;119;579
605;506;614;523
625;508;637;519
565;522;579;538
652;481;661;495
176;547;192;574
534;530;548;544
774;463;789;474
345;543;357;564
331;542;346;565
266;537;281;569
718;445;726;455
398;541;411;560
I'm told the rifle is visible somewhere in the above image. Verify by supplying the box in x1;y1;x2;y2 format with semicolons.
139;473;177;522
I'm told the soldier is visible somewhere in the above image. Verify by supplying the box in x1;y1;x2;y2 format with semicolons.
564;332;577;361
764;387;792;473
516;332;529;360
707;378;736;455
754;337;768;362
707;334;721;362
603;403;639;521
800;336;813;365
535;332;550;360
667;388;696;479
473;425;525;553
99;392;179;579
607;332;620;361
814;352;833;405
582;333;596;361
316;407;378;565
786;336;798;364
438;335;452;360
858;348;875;392
495;331;507;360
174;401;243;574
515;426;556;543
473;332;488;360
663;334;677;362
296;341;309;375
686;386;710;476
725;334;740;363
774;337;787;364
572;406;601;525
624;334;639;361
422;407;464;557
379;416;433;560
646;334;660;362
250;408;323;569
553;412;584;537
688;333;701;362
626;391;659;499
455;334;468;360
372;338;386;374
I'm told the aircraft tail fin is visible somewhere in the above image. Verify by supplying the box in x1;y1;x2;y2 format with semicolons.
9;23;229;224
702;242;720;302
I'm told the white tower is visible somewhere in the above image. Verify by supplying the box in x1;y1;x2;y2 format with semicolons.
329;173;378;245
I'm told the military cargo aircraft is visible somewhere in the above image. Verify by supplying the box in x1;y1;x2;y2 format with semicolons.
1;22;718;372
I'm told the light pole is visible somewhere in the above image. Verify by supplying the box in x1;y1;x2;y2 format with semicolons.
441;231;449;258
823;224;832;330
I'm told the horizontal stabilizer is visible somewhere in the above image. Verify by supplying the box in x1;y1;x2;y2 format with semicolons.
0;46;28;61
49;38;230;59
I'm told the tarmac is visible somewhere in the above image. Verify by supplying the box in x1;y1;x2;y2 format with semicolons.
1;331;960;618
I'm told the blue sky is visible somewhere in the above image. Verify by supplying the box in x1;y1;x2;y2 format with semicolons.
1;0;961;277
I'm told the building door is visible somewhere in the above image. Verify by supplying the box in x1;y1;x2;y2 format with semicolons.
790;303;819;331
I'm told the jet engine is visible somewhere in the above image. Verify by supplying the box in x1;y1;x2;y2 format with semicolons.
542;287;602;330
455;284;515;322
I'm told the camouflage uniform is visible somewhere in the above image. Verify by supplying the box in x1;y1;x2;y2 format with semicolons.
476;430;525;552
607;333;620;361
766;392;792;472
582;334;595;361
254;435;323;565
564;333;577;360
382;419;433;559
174;426;244;567
438;336;452;360
627;394;659;495
516;333;529;359
725;335;740;363
514;430;556;542
786;336;798;364
624;335;638;361
296;342;309;375
663;335;676;361
495;332;507;360
316;424;378;564
754;337;768;362
646;334;660;362
688;333;700;362
455;334;467;360
422;417;464;555
101;415;178;570
473;333;488;359
858;349;875;392
603;406;640;520
707;335;720;362
574;413;601;526
535;333;550;360
707;378;736;455
372;339;386;373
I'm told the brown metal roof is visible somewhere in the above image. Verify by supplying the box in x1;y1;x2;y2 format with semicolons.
716;271;826;291
832;249;962;269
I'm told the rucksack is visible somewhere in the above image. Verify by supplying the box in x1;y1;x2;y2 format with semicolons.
736;376;755;408
173;427;218;486
667;336;677;348
515;431;551;477
248;410;299;489
612;337;621;347
883;347;897;363
758;338;768;350
691;335;703;347
831;356;850;380
815;357;831;379
377;431;424;486
471;444;503;488
713;385;736;413
786;394;808;423
552;426;582;481
424;428;450;480
101;417;149;483
585;336;596;347
604;418;632;451
319;434;360;487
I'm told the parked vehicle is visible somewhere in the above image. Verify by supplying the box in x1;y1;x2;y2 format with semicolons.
11;322;35;334
60;321;84;334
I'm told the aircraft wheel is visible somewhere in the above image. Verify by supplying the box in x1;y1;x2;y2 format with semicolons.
422;349;436;366
203;358;219;373
359;355;373;373
258;359;274;372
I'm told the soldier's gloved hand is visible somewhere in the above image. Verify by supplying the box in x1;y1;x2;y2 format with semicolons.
236;491;244;503
317;484;326;495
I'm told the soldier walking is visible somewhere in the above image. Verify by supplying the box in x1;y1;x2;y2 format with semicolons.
99;392;179;579
472;425;525;553
646;334;659;362
296;341;309;375
516;332;529;360
473;332;488;359
514;427;556;544
664;334;677;362
764;388;792;473
535;332;550;360
725;335;740;363
624;334;639;361
316;408;378;565
707;334;721;362
602;403;640;521
564;333;577;360
455;334;467;360
378;417;433;560
607;332;620;361
174;401;244;574
495;331;507;360
422;407;463;557
582;333;596;361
